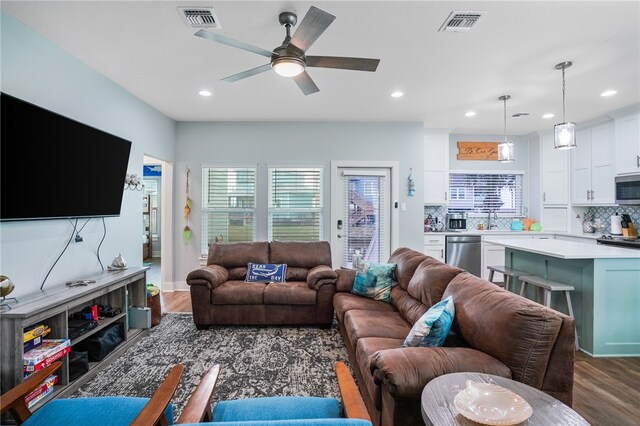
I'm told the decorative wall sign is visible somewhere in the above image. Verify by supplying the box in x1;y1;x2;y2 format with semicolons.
457;142;499;160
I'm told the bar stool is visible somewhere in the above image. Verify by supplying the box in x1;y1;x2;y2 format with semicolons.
486;265;529;292
519;275;579;350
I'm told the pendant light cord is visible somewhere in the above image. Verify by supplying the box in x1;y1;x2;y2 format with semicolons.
562;66;566;123
503;97;508;142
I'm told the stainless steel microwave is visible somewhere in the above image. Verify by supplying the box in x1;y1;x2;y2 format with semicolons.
615;174;640;205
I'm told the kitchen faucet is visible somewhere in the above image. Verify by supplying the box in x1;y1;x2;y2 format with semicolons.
487;209;498;229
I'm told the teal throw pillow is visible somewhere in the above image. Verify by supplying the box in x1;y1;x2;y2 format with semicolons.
403;296;455;347
351;261;396;302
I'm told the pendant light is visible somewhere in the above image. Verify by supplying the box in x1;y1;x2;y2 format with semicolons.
498;95;514;162
554;61;577;150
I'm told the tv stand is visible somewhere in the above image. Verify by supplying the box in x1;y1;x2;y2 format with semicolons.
0;267;149;407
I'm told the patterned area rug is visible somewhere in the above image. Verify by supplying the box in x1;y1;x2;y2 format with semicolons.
72;313;351;420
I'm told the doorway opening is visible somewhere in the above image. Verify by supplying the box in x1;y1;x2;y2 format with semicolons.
143;156;164;287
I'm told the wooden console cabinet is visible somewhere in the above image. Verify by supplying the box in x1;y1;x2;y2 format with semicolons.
0;267;149;407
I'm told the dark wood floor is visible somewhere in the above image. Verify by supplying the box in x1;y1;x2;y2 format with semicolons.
161;291;640;425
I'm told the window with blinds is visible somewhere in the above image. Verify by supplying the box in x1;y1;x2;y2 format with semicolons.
201;167;256;255
268;167;322;241
448;172;524;215
342;172;387;265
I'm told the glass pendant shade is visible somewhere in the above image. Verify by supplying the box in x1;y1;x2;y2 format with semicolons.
498;141;515;162
272;58;305;77
554;61;576;150
554;122;577;149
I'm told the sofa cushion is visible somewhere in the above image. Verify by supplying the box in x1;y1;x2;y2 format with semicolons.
344;310;410;351
333;293;395;324
407;260;464;308
355;337;405;410
264;282;316;305
403;296;455;347
370;347;512;400
389;286;428;325
442;273;563;390
228;267;248;280
211;281;266;305
286;267;309;281
352;262;396;302
270;241;332;268
388;248;427;290
207;242;269;268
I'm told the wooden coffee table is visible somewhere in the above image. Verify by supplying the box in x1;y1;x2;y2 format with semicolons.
421;372;589;425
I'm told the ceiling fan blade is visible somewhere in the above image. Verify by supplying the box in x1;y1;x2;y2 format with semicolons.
221;63;272;83
306;56;380;72
195;29;275;58
287;6;336;55
293;71;320;96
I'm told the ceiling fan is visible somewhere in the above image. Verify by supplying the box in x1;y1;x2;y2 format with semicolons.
194;6;380;95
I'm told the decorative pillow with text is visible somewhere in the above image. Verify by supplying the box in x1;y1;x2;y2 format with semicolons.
245;263;287;283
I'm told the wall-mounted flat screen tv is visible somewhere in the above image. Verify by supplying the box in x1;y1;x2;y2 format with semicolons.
1;93;132;221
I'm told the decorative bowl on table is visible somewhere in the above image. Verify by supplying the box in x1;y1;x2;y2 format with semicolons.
453;380;533;426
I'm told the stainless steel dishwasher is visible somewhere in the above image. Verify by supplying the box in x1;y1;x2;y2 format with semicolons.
445;235;481;277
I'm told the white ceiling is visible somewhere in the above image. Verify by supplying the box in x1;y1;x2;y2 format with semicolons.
2;1;639;134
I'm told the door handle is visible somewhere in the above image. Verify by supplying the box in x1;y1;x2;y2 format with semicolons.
337;234;342;238
590;190;594;200
440;249;443;259
444;191;447;201
586;190;590;200
543;192;546;202
637;155;639;168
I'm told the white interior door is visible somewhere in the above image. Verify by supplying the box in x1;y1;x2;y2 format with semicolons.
333;168;391;267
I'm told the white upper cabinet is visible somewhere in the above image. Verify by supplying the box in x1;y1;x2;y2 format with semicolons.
424;134;449;205
571;123;615;205
615;113;640;175
541;131;570;205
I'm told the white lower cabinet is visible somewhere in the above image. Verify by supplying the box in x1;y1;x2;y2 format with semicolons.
423;235;445;261
482;243;506;281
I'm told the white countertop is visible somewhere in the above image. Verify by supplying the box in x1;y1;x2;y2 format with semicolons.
483;238;640;259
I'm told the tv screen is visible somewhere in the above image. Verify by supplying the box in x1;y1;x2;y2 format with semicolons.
1;93;132;221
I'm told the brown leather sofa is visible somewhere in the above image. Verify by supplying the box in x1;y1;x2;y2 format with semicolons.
186;241;337;328
334;247;575;426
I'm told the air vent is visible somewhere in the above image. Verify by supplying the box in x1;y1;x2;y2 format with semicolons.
512;113;530;118
178;7;220;29
439;11;487;32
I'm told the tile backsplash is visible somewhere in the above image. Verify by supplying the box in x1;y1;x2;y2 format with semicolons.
424;206;521;231
586;206;640;234
424;205;640;234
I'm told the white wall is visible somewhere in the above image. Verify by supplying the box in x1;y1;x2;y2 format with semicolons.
0;12;176;299
173;121;424;288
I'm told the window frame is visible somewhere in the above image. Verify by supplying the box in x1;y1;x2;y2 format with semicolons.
447;170;525;217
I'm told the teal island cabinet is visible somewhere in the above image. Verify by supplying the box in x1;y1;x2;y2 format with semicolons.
483;238;640;357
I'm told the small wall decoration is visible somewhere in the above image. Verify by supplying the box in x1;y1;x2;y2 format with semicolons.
407;168;415;196
124;173;145;191
457;141;500;160
183;167;192;245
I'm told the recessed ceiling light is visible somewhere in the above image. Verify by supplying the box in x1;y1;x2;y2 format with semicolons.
542;113;555;119
390;91;404;98
465;111;476;117
600;90;617;97
199;90;212;97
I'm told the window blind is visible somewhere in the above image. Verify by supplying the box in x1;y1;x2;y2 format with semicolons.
201;167;256;255
342;174;386;265
268;167;322;241
448;172;523;215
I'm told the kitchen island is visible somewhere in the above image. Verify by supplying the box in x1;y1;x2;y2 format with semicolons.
484;238;640;357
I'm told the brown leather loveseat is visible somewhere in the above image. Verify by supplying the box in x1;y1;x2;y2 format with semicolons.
334;247;575;426
186;241;337;328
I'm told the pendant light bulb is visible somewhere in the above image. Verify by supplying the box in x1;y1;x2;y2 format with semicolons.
498;95;515;163
554;61;577;150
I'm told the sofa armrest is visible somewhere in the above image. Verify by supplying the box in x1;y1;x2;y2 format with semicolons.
336;268;356;292
307;265;338;290
369;347;511;400
186;265;229;290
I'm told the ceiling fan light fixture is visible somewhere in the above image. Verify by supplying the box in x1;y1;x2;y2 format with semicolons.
272;57;305;77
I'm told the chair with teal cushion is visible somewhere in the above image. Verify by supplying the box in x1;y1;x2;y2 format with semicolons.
175;362;372;426
1;361;183;426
